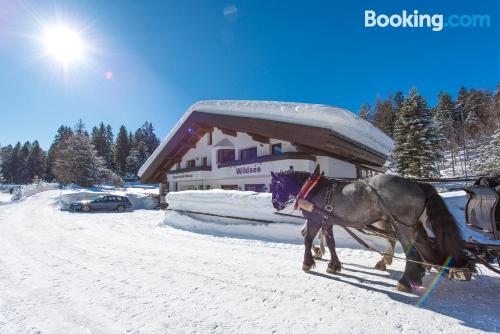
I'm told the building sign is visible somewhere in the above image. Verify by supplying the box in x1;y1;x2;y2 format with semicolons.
235;165;262;175
171;173;194;180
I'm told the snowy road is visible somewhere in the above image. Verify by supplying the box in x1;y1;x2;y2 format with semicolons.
0;190;499;333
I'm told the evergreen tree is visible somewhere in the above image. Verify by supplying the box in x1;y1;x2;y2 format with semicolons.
91;123;114;169
26;140;46;181
393;87;441;177
374;96;395;138
433;92;455;146
493;83;500;123
46;125;73;181
472;123;500;175
127;141;149;176
134;122;160;155
74;119;88;137
53;133;107;186
0;147;4;184
18;142;31;184
463;89;492;137
0;145;13;183
114;125;130;176
359;103;372;122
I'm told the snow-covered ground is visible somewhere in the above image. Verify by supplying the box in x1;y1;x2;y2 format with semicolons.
0;189;499;333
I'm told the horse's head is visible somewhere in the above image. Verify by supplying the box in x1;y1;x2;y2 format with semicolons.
271;170;311;211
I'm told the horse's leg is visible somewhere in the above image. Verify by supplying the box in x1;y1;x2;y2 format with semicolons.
392;224;426;292
324;225;342;273
302;221;324;260
312;228;325;260
374;221;396;271
302;220;321;272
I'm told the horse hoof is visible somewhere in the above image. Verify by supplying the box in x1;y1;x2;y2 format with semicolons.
302;264;311;272
374;261;387;271
396;282;412;293
326;266;339;274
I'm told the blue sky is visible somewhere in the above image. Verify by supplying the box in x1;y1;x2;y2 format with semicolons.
0;0;498;148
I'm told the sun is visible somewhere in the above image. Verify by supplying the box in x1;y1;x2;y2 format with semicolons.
42;25;86;65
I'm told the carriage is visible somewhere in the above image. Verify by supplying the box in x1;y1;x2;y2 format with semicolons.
462;175;500;273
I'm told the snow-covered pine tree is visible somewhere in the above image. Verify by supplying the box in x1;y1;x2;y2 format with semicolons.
54;133;107;186
126;141;149;176
393;87;441;177
26;140;46;182
433;92;455;141
0;145;13;183
17;142;31;184
46;125;73;181
91;123;114;170
493;83;500;123
114;125;130;177
472;123;500;175
433;92;457;173
359;103;372;121
0;148;5;184
374;96;396;138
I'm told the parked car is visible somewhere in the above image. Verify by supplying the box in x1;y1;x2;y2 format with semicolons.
70;195;132;212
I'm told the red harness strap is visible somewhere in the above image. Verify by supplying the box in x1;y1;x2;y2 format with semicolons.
294;174;321;210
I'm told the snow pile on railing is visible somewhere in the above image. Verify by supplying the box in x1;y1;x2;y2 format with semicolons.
164;190;393;246
11;182;60;201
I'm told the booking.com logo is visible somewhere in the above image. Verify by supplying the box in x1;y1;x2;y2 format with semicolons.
365;10;491;32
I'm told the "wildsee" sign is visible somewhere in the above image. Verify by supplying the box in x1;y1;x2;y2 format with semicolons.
235;165;262;175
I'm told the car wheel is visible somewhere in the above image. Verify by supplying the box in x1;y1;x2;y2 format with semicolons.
116;205;125;212
82;205;90;212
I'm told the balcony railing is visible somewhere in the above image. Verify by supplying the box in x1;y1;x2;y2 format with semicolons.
217;152;316;168
167;166;212;175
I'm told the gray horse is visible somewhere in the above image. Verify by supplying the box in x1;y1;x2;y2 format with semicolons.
271;167;469;292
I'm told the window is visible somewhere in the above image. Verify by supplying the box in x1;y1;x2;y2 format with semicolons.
202;157;208;167
176;162;180;170
240;147;257;160
271;143;282;155
221;185;238;190
206;185;211;190
217;149;235;163
244;184;266;192
208;132;212;145
187;159;195;168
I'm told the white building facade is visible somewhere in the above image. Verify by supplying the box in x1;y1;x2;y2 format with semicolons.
167;128;358;192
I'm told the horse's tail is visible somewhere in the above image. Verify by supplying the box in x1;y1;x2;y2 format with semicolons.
419;183;469;267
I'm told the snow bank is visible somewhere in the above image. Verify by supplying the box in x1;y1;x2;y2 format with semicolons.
140;100;394;177
166;189;301;224
11;182;59;201
165;189;391;248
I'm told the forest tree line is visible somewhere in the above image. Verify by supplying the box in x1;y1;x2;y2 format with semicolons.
359;84;500;178
0;120;160;186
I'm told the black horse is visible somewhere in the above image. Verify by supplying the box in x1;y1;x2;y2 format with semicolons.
271;166;469;292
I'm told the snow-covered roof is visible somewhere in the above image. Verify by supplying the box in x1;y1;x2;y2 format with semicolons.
139;100;394;178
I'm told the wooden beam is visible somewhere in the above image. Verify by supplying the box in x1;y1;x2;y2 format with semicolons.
249;132;270;144
218;127;237;137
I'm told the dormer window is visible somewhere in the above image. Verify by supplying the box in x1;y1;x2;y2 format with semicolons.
217;149;235;163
